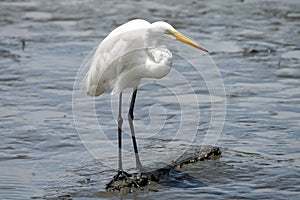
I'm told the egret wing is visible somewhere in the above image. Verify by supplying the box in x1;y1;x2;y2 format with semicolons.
86;19;151;96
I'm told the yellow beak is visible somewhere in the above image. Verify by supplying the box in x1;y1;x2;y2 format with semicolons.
167;29;208;53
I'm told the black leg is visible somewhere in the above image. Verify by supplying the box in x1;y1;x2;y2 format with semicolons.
118;92;123;172
106;89;144;190
128;87;143;171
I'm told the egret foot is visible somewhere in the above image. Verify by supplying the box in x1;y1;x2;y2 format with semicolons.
106;170;130;190
114;170;131;181
106;171;151;191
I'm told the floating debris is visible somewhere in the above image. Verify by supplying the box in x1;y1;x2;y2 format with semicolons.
243;48;259;56
21;39;26;51
242;48;274;56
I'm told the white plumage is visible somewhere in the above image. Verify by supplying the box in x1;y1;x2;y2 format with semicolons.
86;19;207;96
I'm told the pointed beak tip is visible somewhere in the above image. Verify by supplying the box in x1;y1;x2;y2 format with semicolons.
173;30;209;53
198;46;209;53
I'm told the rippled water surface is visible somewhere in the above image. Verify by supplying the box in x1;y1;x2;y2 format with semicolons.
1;0;299;199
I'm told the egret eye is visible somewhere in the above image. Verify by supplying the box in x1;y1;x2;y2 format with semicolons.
164;29;174;35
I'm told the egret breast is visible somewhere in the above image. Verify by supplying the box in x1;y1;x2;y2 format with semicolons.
147;46;172;64
145;46;173;79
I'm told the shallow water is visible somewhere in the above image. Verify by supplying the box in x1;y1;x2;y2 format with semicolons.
1;0;299;199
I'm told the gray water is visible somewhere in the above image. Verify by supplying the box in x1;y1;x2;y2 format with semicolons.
1;0;299;199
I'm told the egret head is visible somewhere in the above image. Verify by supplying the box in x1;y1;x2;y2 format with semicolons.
150;21;208;53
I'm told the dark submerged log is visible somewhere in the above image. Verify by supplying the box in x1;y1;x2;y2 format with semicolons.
106;145;221;192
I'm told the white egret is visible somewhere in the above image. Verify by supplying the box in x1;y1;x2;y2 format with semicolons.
85;19;208;177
